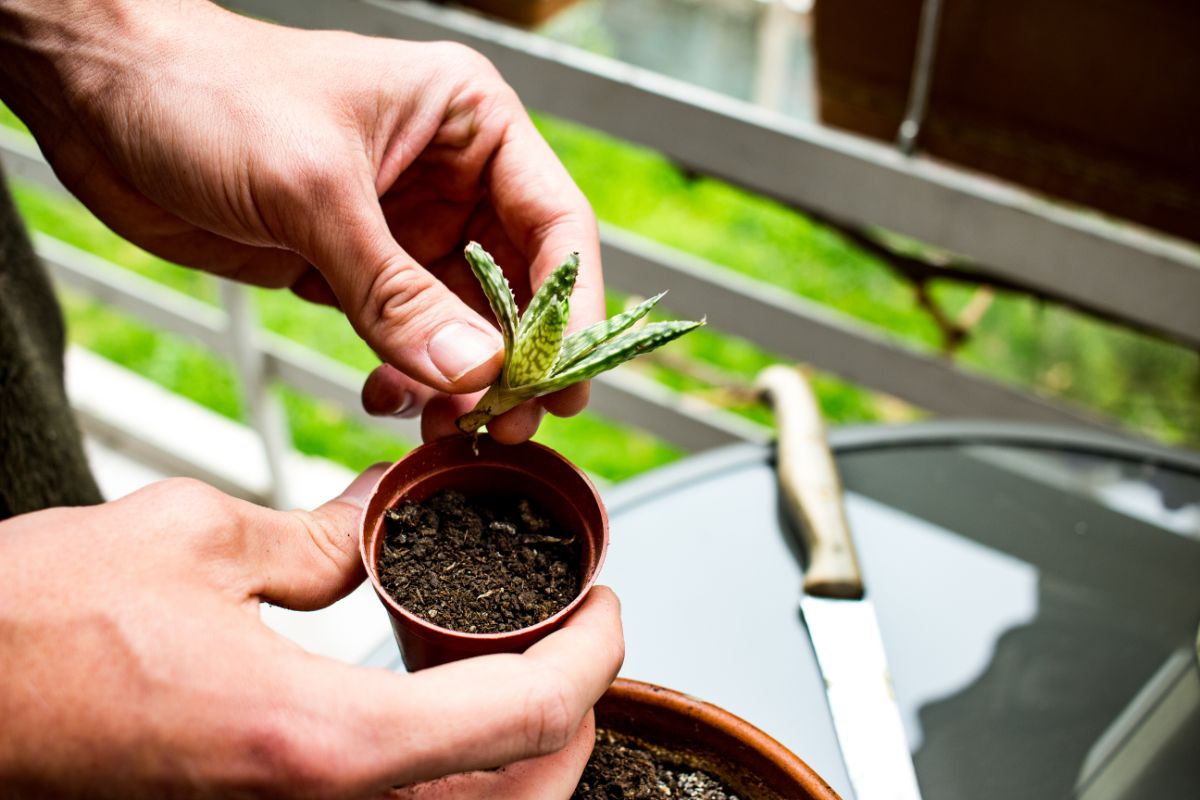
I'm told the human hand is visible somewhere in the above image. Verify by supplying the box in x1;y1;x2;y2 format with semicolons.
0;0;603;443
0;472;623;798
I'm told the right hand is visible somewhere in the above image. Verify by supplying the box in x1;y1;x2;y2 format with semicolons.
0;0;605;444
0;472;623;798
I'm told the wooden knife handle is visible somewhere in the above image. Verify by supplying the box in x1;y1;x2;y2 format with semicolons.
757;365;865;600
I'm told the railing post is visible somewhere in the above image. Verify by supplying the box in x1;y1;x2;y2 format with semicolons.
218;279;293;508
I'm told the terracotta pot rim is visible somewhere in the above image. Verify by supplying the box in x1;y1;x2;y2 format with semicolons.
359;435;608;643
601;678;842;800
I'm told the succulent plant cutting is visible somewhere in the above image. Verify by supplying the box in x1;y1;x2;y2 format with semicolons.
457;242;703;434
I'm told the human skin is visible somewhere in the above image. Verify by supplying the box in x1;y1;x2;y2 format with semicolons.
0;0;605;443
0;1;620;796
0;470;624;798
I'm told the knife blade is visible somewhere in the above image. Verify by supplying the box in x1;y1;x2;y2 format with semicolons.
758;365;923;800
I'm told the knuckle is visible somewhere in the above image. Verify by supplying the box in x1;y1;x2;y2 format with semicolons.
292;510;354;582
143;477;234;522
251;144;349;236
294;153;343;200
434;40;497;77
358;255;435;336
126;478;252;560
237;716;344;799
521;667;576;755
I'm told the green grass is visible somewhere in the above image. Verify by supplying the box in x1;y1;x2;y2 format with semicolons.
534;115;1199;443
4;103;1197;487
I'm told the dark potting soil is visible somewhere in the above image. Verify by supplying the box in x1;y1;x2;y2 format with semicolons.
573;730;740;800
378;489;580;633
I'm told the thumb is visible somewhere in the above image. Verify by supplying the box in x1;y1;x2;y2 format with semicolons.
240;463;388;610
302;182;503;393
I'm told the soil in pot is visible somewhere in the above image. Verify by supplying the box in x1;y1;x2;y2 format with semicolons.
377;489;580;633
573;730;740;800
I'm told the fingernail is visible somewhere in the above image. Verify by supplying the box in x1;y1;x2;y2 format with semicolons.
391;392;415;418
337;463;387;509
428;323;501;382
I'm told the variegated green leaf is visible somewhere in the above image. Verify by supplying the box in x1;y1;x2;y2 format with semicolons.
533;319;704;391
464;242;518;359
455;243;702;433
553;291;666;374
506;298;568;386
519;252;578;336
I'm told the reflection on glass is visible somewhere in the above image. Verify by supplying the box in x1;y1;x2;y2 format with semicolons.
840;444;1200;800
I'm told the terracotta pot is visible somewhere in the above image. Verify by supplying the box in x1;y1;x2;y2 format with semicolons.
360;434;607;671
595;679;842;800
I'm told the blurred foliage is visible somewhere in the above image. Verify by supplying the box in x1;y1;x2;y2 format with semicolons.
534;114;1199;445
3;100;1197;488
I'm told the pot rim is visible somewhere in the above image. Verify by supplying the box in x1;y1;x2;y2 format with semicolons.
600;677;843;800
359;434;608;643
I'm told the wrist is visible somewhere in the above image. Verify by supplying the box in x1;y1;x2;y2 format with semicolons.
0;0;213;135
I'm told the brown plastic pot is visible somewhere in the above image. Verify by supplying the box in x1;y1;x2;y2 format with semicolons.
595;679;842;800
360;434;607;671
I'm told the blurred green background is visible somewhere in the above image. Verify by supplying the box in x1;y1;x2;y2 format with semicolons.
3;104;1197;483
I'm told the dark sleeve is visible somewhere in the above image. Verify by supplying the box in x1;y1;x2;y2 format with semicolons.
0;165;102;519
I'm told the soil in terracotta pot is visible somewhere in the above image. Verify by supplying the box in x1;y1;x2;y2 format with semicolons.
378;489;579;633
573;730;740;799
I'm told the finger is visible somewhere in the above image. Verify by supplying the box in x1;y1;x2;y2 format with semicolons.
269;586;622;796
419;391;481;442
540;382;590;419
485;113;605;425
482;402;545;445
379;166;478;269
461;203;536;311
418;393;545;444
373;587;621;783
237;464;389;609
486;113;605;336
299;174;503;394
290;267;341;308
386;712;595;799
362;364;441;419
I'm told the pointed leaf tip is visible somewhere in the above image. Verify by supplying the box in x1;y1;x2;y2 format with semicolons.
553;290;670;374
519;253;580;335
463;242;518;363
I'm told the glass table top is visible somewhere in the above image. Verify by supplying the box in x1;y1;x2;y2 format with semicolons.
600;424;1200;800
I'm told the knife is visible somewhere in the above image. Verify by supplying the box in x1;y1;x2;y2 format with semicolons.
757;365;923;800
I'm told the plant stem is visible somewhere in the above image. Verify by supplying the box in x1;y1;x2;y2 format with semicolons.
456;384;526;433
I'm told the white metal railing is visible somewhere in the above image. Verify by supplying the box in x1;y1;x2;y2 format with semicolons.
4;0;1197;499
229;0;1200;349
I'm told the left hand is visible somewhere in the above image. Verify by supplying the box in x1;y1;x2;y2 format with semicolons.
0;470;624;799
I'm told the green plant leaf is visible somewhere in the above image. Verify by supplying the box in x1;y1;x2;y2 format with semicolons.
554;291;666;373
519;252;578;336
534;319;704;391
464;242;518;360
508;298;568;386
455;244;701;433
